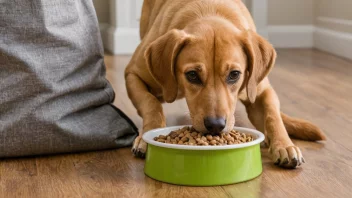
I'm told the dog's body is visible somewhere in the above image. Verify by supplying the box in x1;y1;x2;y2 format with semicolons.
125;0;326;168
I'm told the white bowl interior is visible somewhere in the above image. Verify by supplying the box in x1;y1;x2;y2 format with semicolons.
142;125;265;150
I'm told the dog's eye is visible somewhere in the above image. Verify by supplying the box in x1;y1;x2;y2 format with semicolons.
227;70;241;84
185;71;201;84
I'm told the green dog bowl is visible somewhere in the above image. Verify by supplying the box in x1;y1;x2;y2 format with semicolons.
143;126;265;186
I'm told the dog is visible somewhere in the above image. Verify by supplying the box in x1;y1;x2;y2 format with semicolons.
125;0;326;168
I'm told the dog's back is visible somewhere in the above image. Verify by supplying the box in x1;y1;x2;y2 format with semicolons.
140;0;256;41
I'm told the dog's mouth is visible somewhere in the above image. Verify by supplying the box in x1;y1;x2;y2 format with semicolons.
191;122;233;136
189;113;235;135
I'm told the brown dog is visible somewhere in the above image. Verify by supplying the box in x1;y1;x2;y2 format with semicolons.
125;0;326;168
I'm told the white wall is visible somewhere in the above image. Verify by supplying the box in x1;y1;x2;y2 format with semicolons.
267;0;315;48
93;0;143;54
93;0;352;59
314;0;352;59
268;0;315;25
93;0;109;24
266;0;352;60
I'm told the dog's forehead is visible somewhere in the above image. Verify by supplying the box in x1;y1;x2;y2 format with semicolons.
179;33;244;68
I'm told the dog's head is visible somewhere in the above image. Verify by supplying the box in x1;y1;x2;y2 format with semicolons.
145;18;276;134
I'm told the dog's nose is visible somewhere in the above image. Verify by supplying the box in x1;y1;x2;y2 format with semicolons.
204;117;226;134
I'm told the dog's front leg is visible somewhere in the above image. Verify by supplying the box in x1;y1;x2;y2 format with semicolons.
244;83;304;168
126;73;166;158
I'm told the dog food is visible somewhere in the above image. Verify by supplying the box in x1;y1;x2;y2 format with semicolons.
153;126;253;146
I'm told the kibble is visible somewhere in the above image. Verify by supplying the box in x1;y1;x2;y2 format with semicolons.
206;135;213;141
210;140;217;145
181;136;188;142
154;126;253;146
214;136;220;141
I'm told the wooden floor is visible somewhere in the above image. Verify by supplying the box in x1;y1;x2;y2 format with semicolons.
1;49;352;197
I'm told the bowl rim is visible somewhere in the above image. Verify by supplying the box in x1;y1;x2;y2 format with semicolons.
142;125;265;150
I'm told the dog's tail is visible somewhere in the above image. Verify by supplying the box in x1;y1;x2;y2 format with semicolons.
281;112;327;141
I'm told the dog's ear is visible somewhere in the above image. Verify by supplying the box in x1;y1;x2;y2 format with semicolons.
144;29;191;103
241;30;276;103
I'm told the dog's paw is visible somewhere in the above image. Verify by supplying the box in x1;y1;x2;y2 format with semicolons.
131;136;147;158
270;145;305;169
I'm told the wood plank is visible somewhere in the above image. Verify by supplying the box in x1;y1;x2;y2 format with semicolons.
263;49;352;197
0;158;39;197
0;159;3;196
273;50;352;117
36;155;82;197
71;150;123;197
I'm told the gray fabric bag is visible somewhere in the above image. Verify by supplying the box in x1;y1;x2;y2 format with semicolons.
0;0;138;157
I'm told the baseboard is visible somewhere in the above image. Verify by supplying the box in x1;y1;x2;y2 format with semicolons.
314;27;352;60
317;16;352;27
268;25;314;48
101;26;140;55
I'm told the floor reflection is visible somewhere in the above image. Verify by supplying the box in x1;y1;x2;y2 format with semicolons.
222;175;262;198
